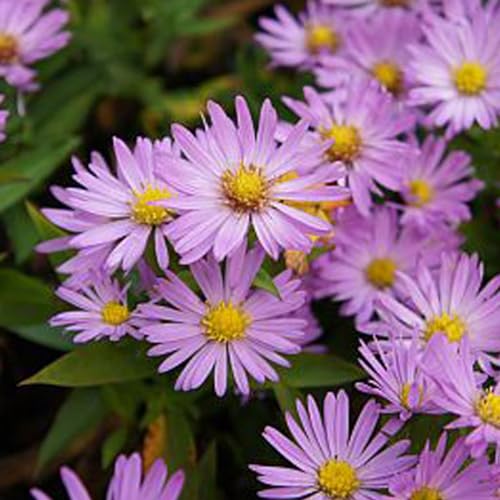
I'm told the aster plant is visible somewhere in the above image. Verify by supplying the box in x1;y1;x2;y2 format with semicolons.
372;252;500;363
31;453;185;500
0;0;70;92
164;96;349;262
315;9;421;98
41;137;176;272
139;243;308;396
313;206;458;323
251;391;415;499
388;432;495;499
256;1;350;70
4;0;499;497
409;0;500;136
422;335;500;458
282;83;415;215
398;134;484;228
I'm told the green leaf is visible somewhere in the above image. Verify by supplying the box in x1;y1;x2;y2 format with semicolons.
0;137;79;214
37;388;107;471
0;266;71;350
30;67;102;140
253;267;280;298
0;268;57;327
21;341;158;387
101;427;129;469
101;381;145;423
181;442;218;500
279;353;365;388
26;201;73;269
2;203;38;264
13;324;74;352
272;383;302;417
165;409;196;472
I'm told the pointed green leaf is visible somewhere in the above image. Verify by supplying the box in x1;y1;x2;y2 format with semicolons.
0;268;56;326
37;388;107;471
0;137;79;214
279;353;365;388
101;427;129;469
2;203;38;264
21;341;158;387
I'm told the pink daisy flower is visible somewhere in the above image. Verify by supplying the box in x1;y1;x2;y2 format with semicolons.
357;333;439;420
164;96;348;263
422;334;500;458
50;273;141;344
315;9;421;98
388;432;495;499
139;244;308;396
313;206;458;324
30;453;185;500
372;252;500;361
42;137;176;272
408;1;500;136
0;0;70;92
251;390;415;499
255;1;349;70
398;134;484;228
282;83;416;215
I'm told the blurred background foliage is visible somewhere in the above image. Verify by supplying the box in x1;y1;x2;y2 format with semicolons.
0;0;498;499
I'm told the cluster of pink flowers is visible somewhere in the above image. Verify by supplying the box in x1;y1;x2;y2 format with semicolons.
29;0;500;498
0;0;71;140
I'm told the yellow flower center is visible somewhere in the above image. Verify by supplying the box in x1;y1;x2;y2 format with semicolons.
317;460;360;499
423;312;466;343
365;258;397;289
372;61;404;95
409;179;434;207
132;186;172;226
476;390;500;428
101;301;130;326
306;25;340;54
201;301;250;343
222;165;268;212
323;125;362;163
0;33;18;64
410;487;443;500
453;61;488;96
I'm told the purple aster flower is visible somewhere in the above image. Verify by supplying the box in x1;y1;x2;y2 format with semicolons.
42;137;176;272
282;83;416;215
408;1;500;136
388;432;495;499
255;1;349;70
164;96;348;263
30;453;185;500
0;93;8;142
139;243;308;396
251;390;415;499
0;0;70;92
371;252;500;362
315;9;421;98
50;273;141;344
356;333;439;420
422;334;500;458
398;134;484;228
313;206;458;324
